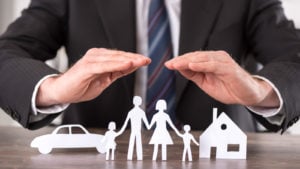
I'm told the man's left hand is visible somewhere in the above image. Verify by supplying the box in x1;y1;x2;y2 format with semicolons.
165;51;280;107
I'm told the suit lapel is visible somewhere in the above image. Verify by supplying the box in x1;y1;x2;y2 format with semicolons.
176;0;223;102
93;0;136;52
93;0;136;99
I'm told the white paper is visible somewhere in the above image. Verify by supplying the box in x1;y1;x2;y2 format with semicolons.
199;108;247;159
31;124;104;154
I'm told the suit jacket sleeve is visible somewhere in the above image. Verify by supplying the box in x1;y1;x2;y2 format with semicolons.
0;0;67;129
246;0;300;132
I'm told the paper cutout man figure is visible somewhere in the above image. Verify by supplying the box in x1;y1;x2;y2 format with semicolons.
148;99;181;161
178;124;199;162
120;96;150;160
102;121;124;160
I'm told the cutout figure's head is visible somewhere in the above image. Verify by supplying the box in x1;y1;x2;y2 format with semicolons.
155;100;167;111
108;121;116;130
133;96;142;106
183;125;191;132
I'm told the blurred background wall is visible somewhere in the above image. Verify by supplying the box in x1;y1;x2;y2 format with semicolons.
0;0;299;133
0;0;30;33
0;0;67;127
0;0;31;127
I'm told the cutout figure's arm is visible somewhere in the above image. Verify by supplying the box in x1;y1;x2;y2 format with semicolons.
117;125;126;136
177;132;184;138
116;115;130;136
191;134;199;146
119;113;130;134
166;117;182;137
115;129;124;137
142;113;150;129
148;117;155;129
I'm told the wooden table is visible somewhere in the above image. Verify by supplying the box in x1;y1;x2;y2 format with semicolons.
0;126;300;169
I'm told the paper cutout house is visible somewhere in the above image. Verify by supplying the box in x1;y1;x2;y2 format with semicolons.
199;108;247;159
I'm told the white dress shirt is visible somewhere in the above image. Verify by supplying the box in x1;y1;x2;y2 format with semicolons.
31;0;284;125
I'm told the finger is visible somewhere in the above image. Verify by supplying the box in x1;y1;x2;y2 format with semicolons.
86;48;127;56
165;53;195;70
87;54;150;68
166;51;230;70
177;69;196;79
87;60;133;75
110;66;141;80
165;53;208;70
177;69;205;84
85;48;151;67
87;51;149;63
188;62;219;73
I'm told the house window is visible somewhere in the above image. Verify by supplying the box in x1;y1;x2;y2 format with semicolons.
221;124;227;130
227;144;240;152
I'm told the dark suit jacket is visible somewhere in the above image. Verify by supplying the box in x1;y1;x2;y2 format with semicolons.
1;0;300;132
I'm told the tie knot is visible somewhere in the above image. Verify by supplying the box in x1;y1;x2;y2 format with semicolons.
149;0;167;20
150;0;165;7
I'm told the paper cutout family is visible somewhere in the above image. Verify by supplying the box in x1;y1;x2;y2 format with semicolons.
31;96;247;161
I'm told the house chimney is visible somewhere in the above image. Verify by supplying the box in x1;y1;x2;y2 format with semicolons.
212;108;218;122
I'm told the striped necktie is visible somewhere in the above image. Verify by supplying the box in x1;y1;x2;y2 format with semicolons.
146;0;176;122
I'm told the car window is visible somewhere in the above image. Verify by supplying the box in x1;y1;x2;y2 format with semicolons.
55;127;69;134
70;126;87;134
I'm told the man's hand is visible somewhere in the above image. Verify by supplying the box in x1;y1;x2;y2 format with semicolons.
37;48;151;107
165;51;280;107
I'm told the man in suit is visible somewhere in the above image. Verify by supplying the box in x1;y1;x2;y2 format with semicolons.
0;0;300;132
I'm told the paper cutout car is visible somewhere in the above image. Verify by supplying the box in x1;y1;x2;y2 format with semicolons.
31;124;105;154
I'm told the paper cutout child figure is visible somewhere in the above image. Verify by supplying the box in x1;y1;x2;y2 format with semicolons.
102;121;123;160
178;124;199;162
148;99;181;161
120;96;150;160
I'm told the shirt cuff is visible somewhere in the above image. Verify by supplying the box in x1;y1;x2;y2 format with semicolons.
31;74;69;115
247;75;284;125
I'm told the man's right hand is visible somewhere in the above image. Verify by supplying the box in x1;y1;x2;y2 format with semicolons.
36;48;151;107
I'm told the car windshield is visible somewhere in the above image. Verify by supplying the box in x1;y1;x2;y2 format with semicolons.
53;125;89;135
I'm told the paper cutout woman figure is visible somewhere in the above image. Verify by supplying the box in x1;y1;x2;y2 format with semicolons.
148;100;181;161
179;124;199;161
102;121;123;160
120;96;150;160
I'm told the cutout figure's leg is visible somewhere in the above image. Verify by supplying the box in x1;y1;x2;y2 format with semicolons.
112;149;115;160
187;147;192;161
152;144;158;161
182;147;187;161
136;133;143;160
127;134;135;160
162;144;167;161
106;149;110;160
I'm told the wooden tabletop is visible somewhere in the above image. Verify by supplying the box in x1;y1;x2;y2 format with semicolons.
0;126;300;169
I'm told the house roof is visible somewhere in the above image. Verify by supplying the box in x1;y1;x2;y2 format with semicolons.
200;112;247;143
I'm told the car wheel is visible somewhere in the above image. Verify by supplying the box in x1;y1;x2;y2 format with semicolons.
38;146;52;154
